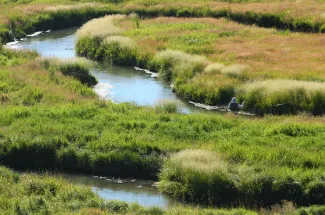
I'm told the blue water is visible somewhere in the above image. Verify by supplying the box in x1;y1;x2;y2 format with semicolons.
18;28;202;113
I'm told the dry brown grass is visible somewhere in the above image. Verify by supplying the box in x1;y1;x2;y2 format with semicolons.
120;17;325;81
45;3;99;12
123;0;325;23
240;79;325;94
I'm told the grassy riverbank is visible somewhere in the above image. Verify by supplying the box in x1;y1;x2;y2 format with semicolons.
1;165;325;214
1;48;325;208
76;15;325;115
1;0;324;43
0;165;260;214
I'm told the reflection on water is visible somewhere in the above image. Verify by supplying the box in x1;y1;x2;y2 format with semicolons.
62;174;180;208
18;28;204;113
19;28;77;58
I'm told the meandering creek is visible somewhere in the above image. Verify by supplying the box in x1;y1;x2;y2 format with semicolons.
61;174;180;208
14;27;193;208
17;27;206;114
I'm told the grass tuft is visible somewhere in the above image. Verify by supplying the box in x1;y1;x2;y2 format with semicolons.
76;14;127;39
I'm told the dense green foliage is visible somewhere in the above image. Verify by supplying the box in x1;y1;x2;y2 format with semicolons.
0;166;104;214
159;150;325;207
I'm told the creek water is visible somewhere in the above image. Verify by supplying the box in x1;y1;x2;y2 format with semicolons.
61;174;180;208
15;28;193;208
17;27;204;113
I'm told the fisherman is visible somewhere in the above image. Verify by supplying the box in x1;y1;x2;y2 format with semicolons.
228;97;244;112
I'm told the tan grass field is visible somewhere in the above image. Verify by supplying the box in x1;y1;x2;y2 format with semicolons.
123;0;325;23
120;17;325;81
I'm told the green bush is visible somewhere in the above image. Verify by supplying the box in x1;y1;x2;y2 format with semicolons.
103;200;129;213
59;62;98;86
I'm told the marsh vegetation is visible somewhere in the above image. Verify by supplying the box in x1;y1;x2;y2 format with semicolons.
76;15;325;115
2;0;325;214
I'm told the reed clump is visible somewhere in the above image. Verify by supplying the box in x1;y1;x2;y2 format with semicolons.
76;14;127;39
159;150;237;206
159;149;325;207
238;80;325;115
40;57;98;86
152;49;208;82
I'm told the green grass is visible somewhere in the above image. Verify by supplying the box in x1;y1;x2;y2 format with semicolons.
1;0;325;211
2;47;325;206
0;165;104;214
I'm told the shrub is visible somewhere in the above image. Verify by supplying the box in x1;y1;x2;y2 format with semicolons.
59;62;98;87
238;80;325;115
103;200;129;213
159;150;237;206
155;102;180;114
305;181;325;205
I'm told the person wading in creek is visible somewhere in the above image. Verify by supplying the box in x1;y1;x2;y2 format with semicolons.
228;97;245;112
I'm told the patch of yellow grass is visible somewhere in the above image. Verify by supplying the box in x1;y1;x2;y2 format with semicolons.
171;149;228;173
240;79;325;94
204;63;225;74
121;17;325;81
76;15;127;39
103;36;134;48
38;57;93;68
204;63;247;77
155;49;208;68
45;3;99;12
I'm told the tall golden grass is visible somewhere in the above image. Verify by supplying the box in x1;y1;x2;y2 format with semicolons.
103;36;134;48
45;3;99;12
154;49;208;68
170;149;228;173
76;15;127;39
240;79;325;94
204;63;247;77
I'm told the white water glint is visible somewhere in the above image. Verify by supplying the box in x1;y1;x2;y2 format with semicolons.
27;31;43;37
94;83;114;99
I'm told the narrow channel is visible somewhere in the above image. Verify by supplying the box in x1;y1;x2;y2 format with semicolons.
17;27;205;114
61;174;181;208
